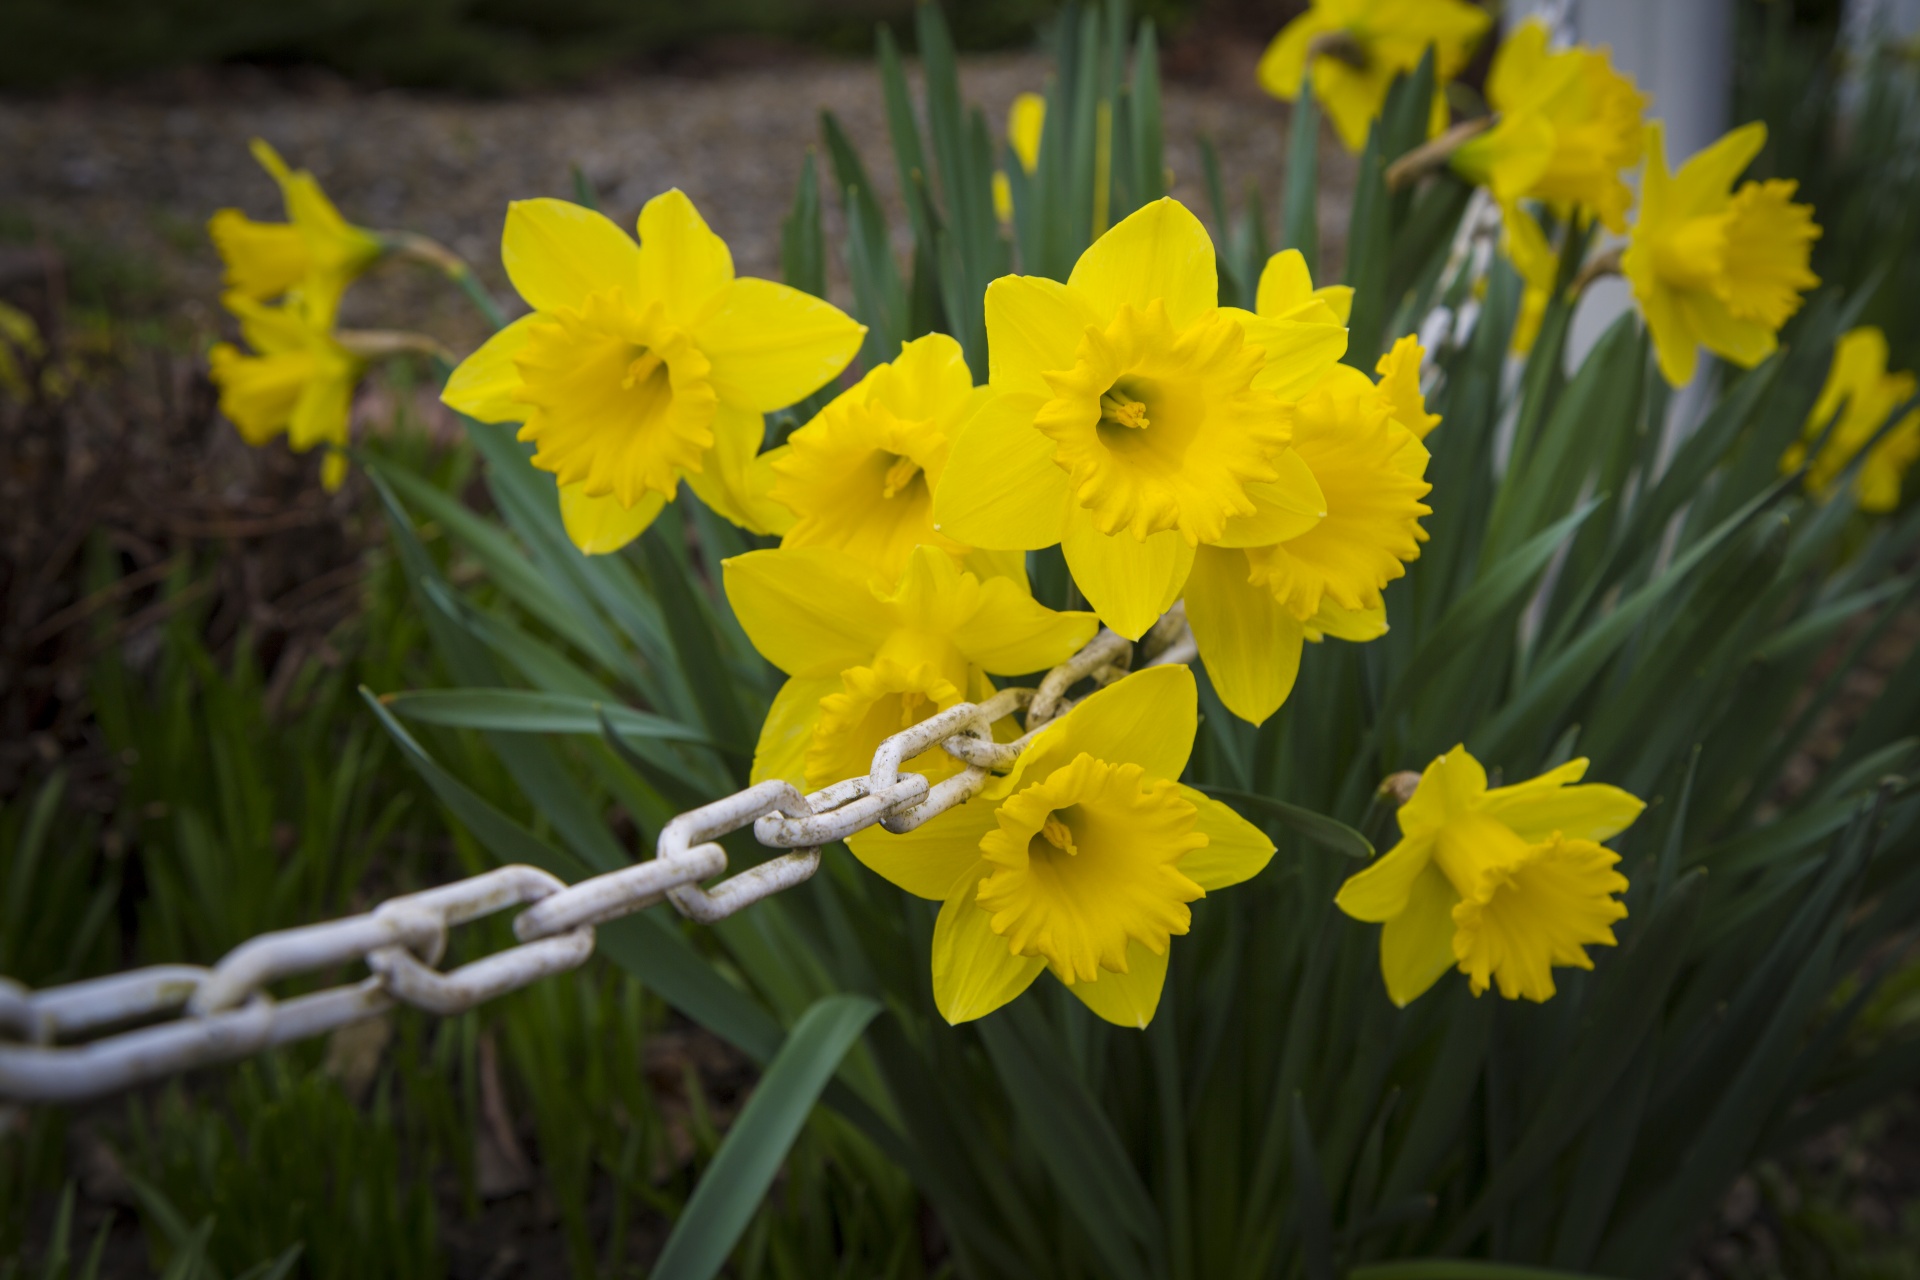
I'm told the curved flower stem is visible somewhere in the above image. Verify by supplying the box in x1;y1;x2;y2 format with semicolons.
380;230;510;332
336;328;458;364
1384;114;1495;192
1570;245;1625;296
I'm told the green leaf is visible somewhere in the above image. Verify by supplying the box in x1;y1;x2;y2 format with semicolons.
1290;1093;1335;1280
1351;1263;1613;1280
781;150;826;299
1280;69;1320;267
380;689;708;745
1195;786;1373;860
651;994;882;1280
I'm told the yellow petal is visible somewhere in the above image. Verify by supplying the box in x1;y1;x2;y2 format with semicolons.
1233;310;1352;401
287;365;355;452
1398;745;1488;838
501;198;640;313
1068;198;1219;330
1480;767;1647;845
442;313;543;423
684;402;789;535
1380;862;1461;1007
1671;121;1767;218
721;547;897;677
1060;508;1193;641
1183;545;1308;726
691;277;864;414
1255;10;1337;101
1308;599;1388;642
985;274;1105;399
948;578;1099;676
635;189;735;324
1023;664;1197;786
1212;448;1327;548
848;808;999;901
750;674;838;788
1679;292;1778;370
1008;92;1047;172
1643;278;1702;388
560;483;667;555
932;391;1073;550
932;881;1047;1024
1176;785;1276;890
1256;248;1315;316
962;546;1032;591
1064;941;1169;1028
1334;834;1437;923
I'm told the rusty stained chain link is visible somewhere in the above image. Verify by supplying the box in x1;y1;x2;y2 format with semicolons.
0;620;1179;1104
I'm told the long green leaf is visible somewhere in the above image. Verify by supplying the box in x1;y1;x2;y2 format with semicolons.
381;689;707;745
1195;786;1373;860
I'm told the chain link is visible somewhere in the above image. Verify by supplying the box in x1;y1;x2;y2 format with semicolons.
0;624;1175;1104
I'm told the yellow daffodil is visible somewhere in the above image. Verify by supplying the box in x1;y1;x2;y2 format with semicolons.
207;139;382;325
442;190;865;554
934;199;1347;639
993;92;1048;223
1451;21;1647;233
1335;746;1644;1005
208;294;363;492
724;545;1095;792
848;665;1273;1027
1785;326;1920;512
1622;121;1821;388
764;333;998;582
1257;0;1493;154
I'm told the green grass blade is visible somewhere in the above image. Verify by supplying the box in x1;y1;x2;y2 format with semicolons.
1280;69;1320;266
1194;786;1372;860
381;689;707;745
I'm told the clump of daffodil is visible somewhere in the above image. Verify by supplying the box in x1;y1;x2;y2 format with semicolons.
934;199;1347;640
993;92;1048;224
723;545;1095;792
207;139;382;325
1257;0;1493;154
442;190;865;555
1451;21;1647;234
1623;121;1821;388
1335;745;1644;1005
848;665;1273;1027
1183;253;1435;723
764;332;1022;583
1784;326;1920;512
208;294;364;492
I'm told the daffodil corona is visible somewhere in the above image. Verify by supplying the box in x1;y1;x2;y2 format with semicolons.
934;199;1347;639
848;665;1274;1027
207;139;382;325
1257;0;1493;153
1335;746;1644;1005
1785;326;1920;513
723;545;1095;792
442;191;865;554
208;294;364;492
1623;121;1821;388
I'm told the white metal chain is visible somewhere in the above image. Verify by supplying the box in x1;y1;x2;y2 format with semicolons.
0;621;1183;1104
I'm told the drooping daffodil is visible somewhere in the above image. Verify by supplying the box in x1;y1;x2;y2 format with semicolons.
934;198;1347;640
1622;121;1821;388
207;139;382;325
1335;746;1644;1006
1183;258;1434;724
724;545;1095;792
208;293;364;492
848;664;1274;1027
442;190;865;554
1257;0;1493;154
1451;21;1648;234
1784;326;1920;513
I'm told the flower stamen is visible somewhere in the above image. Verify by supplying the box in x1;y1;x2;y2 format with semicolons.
881;453;924;500
1099;391;1152;430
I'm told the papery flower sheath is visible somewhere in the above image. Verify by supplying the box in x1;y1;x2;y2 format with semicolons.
442;190;865;554
1336;746;1644;1005
723;545;1095;792
848;665;1274;1027
1784;326;1920;513
207;139;382;325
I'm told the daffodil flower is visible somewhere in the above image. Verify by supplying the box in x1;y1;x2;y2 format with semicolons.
442;190;865;554
1451;21;1647;234
1257;0;1493;154
723;544;1096;792
1622;121;1821;388
207;139;382;326
934;199;1347;639
208;293;364;491
1501;201;1562;356
1181;253;1433;724
847;665;1273;1027
1335;746;1644;1006
765;332;1018;583
993;91;1048;224
1784;326;1920;513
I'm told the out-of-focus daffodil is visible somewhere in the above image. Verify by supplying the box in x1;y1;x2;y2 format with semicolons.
1623;122;1820;388
442;190;865;554
765;333;993;581
847;665;1273;1027
993;91;1048;223
934;199;1347;639
207;139;382;324
208;294;364;492
1502;201;1563;355
1451;21;1647;234
1336;745;1643;1006
1785;326;1920;512
1257;0;1493;154
1179;252;1431;725
723;545;1095;792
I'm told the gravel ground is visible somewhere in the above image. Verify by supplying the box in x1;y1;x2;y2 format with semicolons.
0;44;1354;355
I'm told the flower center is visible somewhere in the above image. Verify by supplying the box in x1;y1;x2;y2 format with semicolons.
804;654;965;791
1653;214;1729;294
880;453;925;500
976;753;1207;983
1035;301;1287;544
